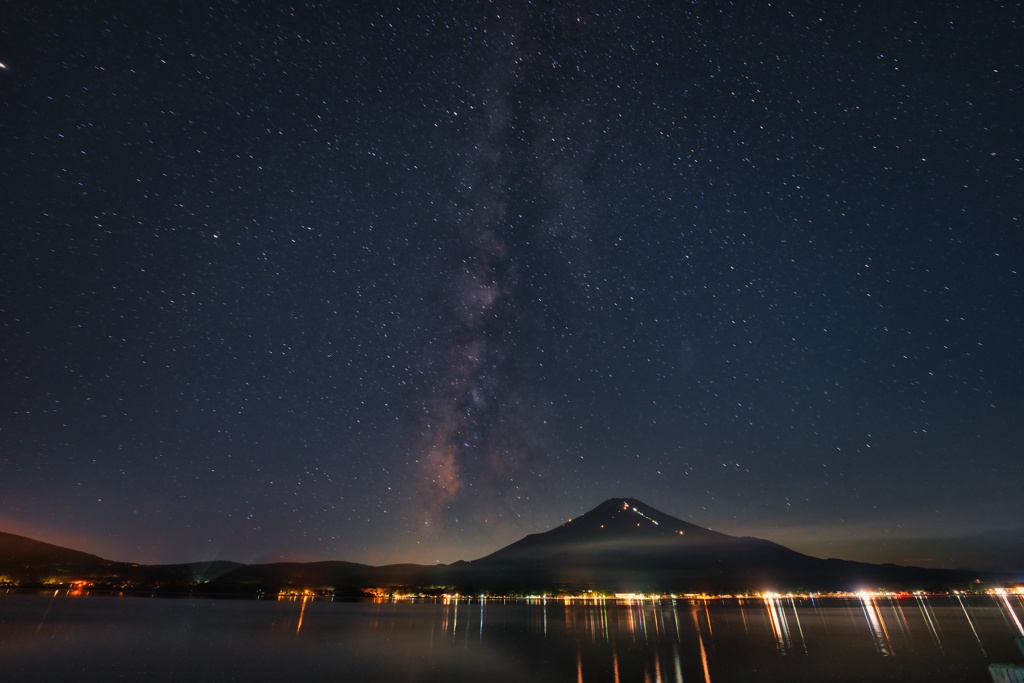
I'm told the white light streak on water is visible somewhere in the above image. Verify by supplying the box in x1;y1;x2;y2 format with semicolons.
765;596;792;654
789;597;809;654
916;596;942;648
859;594;893;656
956;594;987;656
452;597;458;639
999;593;1024;636
672;643;684;683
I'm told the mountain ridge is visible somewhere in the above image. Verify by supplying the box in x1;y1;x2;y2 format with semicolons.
1;498;1016;594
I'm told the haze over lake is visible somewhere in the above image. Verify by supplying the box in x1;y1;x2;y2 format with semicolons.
3;592;1023;682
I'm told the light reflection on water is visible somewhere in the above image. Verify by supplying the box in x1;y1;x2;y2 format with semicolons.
1;593;1023;682
860;592;894;656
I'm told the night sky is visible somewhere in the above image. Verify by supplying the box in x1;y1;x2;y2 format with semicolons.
2;2;1022;573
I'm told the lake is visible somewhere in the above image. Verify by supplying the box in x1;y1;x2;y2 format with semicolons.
2;592;1023;681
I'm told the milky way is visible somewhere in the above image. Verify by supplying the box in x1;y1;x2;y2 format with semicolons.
412;5;602;530
1;1;1021;570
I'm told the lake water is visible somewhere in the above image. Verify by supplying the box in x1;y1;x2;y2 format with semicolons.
2;592;1023;682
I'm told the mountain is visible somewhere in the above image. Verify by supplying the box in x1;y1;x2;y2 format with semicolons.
0;500;1012;594
458;498;807;592
0;531;109;566
0;531;450;595
0;531;246;588
0;530;125;583
459;498;996;593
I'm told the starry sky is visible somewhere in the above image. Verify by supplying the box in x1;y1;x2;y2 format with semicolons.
2;1;1022;573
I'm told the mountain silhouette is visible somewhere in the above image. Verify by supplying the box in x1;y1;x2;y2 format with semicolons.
0;531;109;566
461;498;986;593
0;499;1009;594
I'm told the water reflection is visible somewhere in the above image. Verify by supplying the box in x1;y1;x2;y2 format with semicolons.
764;594;793;654
957;594;987;656
859;592;894;656
695;612;711;683
996;589;1024;636
915;594;942;647
295;594;308;635
3;593;1020;682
